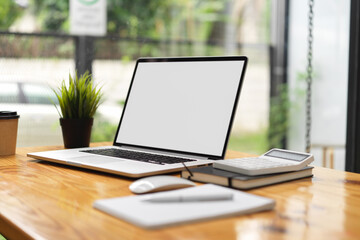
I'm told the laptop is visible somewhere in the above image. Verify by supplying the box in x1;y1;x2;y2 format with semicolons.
28;56;248;178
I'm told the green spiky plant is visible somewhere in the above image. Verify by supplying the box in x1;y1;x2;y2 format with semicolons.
53;71;103;119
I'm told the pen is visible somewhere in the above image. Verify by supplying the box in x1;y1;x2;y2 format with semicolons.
142;193;233;203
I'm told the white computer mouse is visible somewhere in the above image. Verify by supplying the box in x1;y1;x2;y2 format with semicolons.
129;175;196;194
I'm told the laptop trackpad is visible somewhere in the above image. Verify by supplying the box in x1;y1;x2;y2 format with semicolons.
68;155;124;165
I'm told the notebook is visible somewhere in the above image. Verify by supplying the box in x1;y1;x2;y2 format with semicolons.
27;56;248;177
93;184;275;229
181;166;313;189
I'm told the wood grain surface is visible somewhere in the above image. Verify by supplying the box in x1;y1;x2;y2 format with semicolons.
0;143;359;240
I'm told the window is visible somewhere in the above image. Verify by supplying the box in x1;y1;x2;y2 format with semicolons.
0;82;19;103
22;83;58;105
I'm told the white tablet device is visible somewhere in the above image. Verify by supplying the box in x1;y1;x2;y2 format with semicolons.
212;148;314;176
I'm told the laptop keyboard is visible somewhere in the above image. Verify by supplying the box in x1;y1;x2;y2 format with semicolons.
81;148;197;165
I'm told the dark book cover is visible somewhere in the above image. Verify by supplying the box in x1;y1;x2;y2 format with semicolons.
181;166;313;189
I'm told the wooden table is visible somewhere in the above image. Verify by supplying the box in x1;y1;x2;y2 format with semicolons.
1;143;360;240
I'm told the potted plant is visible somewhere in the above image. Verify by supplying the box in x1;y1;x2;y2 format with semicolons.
53;71;103;148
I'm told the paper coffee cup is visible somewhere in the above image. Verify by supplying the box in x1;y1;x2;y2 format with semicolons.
0;111;20;156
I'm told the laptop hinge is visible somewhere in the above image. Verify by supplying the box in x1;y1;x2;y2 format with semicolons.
117;145;211;160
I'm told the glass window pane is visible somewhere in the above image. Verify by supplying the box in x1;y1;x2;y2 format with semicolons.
0;82;19;103
22;83;58;105
287;0;350;170
0;1;270;153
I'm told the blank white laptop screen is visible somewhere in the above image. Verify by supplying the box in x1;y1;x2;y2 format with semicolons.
116;59;246;157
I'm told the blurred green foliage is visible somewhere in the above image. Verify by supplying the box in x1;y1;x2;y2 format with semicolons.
91;115;117;142
228;131;268;155
30;0;229;42
268;70;315;149
268;84;289;149
31;0;69;31
0;0;23;29
106;0;172;38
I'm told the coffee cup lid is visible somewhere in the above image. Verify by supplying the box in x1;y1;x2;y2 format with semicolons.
0;111;20;119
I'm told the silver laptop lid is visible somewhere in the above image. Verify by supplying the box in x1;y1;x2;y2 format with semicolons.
113;56;248;160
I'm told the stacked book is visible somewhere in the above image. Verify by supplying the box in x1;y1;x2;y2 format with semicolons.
181;165;313;190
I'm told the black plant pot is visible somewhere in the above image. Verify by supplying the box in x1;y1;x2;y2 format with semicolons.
60;118;94;148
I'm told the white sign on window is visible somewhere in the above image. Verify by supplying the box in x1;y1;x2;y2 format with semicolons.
70;0;107;36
